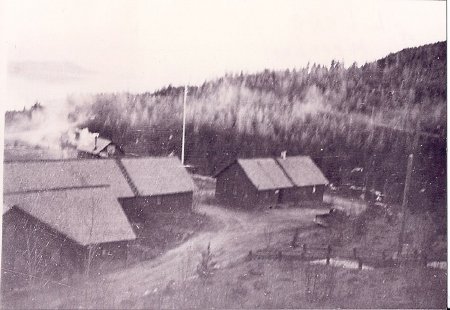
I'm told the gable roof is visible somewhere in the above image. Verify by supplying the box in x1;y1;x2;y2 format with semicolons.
276;156;329;186
4;159;134;198
4;186;136;245
120;157;195;196
77;137;113;155
237;158;294;190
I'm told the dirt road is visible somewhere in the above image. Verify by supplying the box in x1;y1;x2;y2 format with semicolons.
29;204;323;308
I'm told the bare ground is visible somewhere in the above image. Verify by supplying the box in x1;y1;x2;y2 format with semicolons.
4;203;326;308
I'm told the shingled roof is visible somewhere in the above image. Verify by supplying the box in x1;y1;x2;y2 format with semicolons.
4;159;134;198
4;186;136;246
237;158;294;190
120;157;196;196
276;156;329;187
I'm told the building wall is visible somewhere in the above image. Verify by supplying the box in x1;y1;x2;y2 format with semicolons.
280;185;325;204
1;208;84;291
1;208;130;293
119;192;193;223
215;163;280;208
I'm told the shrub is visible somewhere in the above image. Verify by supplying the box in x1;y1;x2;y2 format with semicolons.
196;243;216;281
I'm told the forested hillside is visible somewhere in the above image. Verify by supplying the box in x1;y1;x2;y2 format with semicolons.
9;42;447;212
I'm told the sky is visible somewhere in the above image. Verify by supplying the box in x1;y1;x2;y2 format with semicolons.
0;0;447;110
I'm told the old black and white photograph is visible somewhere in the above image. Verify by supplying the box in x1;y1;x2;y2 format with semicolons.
0;0;447;308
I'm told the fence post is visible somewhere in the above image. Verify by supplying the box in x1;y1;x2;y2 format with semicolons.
302;244;307;259
413;249;419;263
422;253;427;267
291;228;299;248
326;245;332;265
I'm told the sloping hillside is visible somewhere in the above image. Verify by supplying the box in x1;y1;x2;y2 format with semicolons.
5;42;447;214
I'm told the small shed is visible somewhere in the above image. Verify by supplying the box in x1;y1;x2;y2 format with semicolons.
77;136;123;158
118;157;196;222
215;156;329;208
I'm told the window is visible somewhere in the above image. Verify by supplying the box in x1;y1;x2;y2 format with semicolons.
312;186;316;193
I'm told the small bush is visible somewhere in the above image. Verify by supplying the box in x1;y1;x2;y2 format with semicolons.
196;243;216;281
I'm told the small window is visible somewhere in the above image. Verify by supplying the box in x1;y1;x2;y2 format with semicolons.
312;186;316;193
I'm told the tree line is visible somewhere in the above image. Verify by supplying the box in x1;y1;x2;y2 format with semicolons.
7;42;447;215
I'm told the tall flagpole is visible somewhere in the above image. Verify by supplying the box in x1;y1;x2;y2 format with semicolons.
181;85;187;166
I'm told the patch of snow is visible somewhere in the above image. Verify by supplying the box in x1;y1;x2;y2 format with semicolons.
427;261;447;270
309;258;374;270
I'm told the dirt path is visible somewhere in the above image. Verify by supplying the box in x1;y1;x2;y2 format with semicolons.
30;204;323;308
99;205;321;301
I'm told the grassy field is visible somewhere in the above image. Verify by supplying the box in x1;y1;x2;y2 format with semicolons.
117;259;446;309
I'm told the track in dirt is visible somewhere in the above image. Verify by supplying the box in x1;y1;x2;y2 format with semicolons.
35;203;323;308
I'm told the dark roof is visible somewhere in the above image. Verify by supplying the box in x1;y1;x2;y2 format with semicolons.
237;158;294;190
120;157;196;196
4;186;136;245
4;159;134;198
77;137;113;155
276;156;329;186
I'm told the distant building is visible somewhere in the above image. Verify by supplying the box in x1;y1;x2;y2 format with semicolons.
77;136;123;158
275;156;329;203
214;155;328;208
73;128;123;158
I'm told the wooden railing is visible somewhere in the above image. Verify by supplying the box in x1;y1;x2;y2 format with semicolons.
247;244;437;270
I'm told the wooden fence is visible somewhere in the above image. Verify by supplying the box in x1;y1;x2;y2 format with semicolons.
247;244;435;270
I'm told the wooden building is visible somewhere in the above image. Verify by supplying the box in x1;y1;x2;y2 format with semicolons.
276;156;329;203
2;186;136;291
118;157;196;222
215;156;328;208
77;136;123;158
215;158;294;208
2;156;195;291
3;156;195;222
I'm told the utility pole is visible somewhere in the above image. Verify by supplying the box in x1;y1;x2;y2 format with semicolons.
397;153;413;257
397;129;420;257
181;85;187;166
